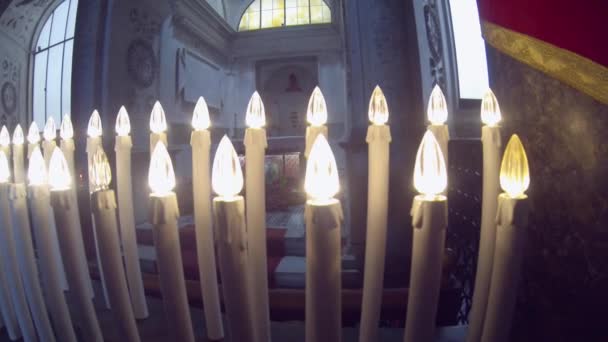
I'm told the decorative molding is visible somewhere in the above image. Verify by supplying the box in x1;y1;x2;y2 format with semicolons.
423;0;446;91
126;39;156;88
482;21;608;105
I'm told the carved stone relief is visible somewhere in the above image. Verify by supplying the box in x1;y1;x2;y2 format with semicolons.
127;38;156;88
0;0;52;46
0;57;19;125
423;0;446;90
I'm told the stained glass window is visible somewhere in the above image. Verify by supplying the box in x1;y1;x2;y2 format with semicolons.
239;0;330;31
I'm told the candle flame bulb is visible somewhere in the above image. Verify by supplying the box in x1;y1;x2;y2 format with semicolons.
304;134;339;203
150;101;167;133
481;89;501;126
211;135;243;199
500;134;530;198
427;84;448;125
148;142;175;196
307;86;328;127
0;126;10;146
28;122;41;144
0;151;9;183
115;106;131;136
48;147;71;191
413;131;447;198
90;146;112;192
12;125;24;145
192;97;210;131
245;91;266;129
44;117;56;141
60;114;74;139
28;147;46;186
368;85;389;125
87;110;103;138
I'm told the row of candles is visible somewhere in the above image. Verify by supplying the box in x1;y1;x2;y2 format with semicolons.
0;83;529;342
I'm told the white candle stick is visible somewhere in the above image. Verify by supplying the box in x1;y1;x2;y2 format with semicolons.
28;147;77;342
404;131;448;342
27;122;40;158
10;182;56;342
0;151;36;342
149;101;168;153
115;107;149;319
0;150;21;341
43;117;57;166
244;91;271;342
468;89;503;342
305;86;329;158
304;135;343;342
481;135;530;342
212;136;255;342
11;125;24;183
87;110;111;307
359;86;391;342
0;125;11;160
90;147;141;342
49;148;104;341
149;142;195;342
427;85;449;165
190;98;224;340
63;113;96;300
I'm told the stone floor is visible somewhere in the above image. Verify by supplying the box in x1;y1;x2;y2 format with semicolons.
0;279;466;341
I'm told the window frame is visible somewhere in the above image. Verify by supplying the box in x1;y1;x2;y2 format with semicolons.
238;0;332;32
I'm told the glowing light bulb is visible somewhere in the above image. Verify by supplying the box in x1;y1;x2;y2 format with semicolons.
12;125;24;145
413;131;447;198
87;110;102;138
148;142;175;196
28;122;41;144
0;126;10;147
500;134;530;198
192;97;210;131
245;91;265;129
60;114;74;139
28;146;46;186
304;134;340;203
427;84;448;125
307;86;328;127
43;117;56;141
115;106;131;136
211;135;243;199
48;148;71;191
89;146;112;192
150;101;167;133
481;89;501;126
368;85;389;125
0;151;9;183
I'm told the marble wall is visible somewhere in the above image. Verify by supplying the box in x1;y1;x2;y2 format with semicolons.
486;46;608;341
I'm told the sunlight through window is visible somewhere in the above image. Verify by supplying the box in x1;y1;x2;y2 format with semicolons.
239;0;331;31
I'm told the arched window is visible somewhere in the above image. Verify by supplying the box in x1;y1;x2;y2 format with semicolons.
32;0;78;127
239;0;331;31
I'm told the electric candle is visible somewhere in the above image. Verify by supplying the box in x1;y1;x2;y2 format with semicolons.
0;125;11;159
10;181;55;342
403;131;448;342
359;86;391;342
427;85;449;165
86;110;110;306
49;148;104;341
12;125;24;183
0;151;36;341
114;106;149;319
90;147;141;342
27;122;40;158
61;113;97;301
468;89;503;342
304;134;343;342
149;101;168;153
0;150;21;341
149;142;195;342
212;136;255;342
305;86;329;158
43;117;57;167
481;135;530;342
190;98;223;340
244;91;271;342
27;147;77;342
